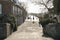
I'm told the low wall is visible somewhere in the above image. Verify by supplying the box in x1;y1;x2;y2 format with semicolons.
0;23;10;39
43;23;60;39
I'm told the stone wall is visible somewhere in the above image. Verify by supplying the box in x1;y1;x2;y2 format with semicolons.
43;23;60;39
0;23;11;39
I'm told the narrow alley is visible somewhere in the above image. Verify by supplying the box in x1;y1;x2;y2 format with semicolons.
0;0;60;40
5;20;54;40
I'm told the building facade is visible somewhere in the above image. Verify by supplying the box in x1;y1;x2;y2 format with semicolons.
0;0;27;39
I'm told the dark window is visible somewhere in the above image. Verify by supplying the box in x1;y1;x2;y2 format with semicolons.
13;6;18;15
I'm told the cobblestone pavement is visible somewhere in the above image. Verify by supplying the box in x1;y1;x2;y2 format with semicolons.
5;21;54;40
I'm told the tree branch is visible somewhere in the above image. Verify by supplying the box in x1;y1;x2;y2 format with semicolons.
46;0;51;4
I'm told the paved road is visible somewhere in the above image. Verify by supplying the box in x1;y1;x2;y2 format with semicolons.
5;21;54;40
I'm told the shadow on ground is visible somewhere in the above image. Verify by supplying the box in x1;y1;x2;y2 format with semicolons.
54;39;60;40
42;35;60;40
0;39;4;40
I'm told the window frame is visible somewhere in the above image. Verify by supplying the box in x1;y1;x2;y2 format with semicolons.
0;4;2;14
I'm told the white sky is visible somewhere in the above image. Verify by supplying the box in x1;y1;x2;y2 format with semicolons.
18;0;53;13
26;2;41;13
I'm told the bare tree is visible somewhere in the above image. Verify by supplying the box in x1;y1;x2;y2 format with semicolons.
33;0;54;13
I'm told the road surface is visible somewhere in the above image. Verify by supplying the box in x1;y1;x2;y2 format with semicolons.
5;21;54;40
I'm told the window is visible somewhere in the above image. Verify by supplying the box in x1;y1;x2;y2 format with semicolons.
13;6;18;15
0;4;2;14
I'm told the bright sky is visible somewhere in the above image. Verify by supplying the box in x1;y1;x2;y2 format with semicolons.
26;2;41;13
18;0;53;13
